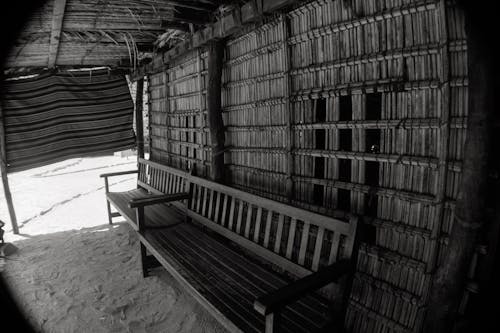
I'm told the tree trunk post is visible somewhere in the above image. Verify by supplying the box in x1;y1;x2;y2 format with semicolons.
135;78;145;159
206;41;225;182
424;3;494;332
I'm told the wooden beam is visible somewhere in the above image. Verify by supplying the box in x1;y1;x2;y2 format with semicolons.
424;2;495;332
0;101;19;234
135;78;145;159
206;41;225;183
47;0;67;68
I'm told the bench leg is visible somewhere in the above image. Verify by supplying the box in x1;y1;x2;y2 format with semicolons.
140;242;149;278
265;311;281;333
106;200;113;225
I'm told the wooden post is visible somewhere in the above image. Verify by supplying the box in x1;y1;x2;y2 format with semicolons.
424;2;495;332
206;41;225;183
135;78;145;159
0;102;19;234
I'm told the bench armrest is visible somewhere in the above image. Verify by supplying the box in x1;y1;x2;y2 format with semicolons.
100;170;138;178
254;260;352;316
128;192;190;208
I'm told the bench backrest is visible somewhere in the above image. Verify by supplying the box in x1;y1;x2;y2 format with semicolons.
137;158;358;278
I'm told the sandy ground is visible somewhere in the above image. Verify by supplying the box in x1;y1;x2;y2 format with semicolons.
0;154;226;333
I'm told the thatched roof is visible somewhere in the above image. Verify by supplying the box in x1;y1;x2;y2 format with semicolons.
4;0;230;74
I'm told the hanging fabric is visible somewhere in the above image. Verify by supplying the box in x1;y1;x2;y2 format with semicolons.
1;69;136;172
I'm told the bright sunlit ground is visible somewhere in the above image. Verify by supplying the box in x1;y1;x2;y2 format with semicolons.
0;154;225;333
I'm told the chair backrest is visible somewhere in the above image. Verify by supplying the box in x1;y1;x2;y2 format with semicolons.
137;158;358;278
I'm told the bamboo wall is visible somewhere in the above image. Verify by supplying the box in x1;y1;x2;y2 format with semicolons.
148;0;468;331
148;49;210;177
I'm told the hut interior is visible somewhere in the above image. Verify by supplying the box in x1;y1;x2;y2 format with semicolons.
0;1;498;332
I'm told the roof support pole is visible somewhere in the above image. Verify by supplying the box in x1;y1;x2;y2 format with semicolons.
424;2;495;331
206;41;225;183
0;102;18;235
135;78;145;159
48;0;67;68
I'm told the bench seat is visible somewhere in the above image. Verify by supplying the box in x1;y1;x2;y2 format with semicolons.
106;189;186;229
140;216;331;333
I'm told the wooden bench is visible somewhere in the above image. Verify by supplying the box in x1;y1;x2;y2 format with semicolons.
101;158;359;332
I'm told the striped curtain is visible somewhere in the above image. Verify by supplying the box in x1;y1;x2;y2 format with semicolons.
2;69;136;172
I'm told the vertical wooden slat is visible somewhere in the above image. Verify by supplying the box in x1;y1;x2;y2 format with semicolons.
236;200;244;234
263;210;274;248
207;189;215;219
202;187;209;216
298;222;310;266
228;197;236;230
311;227;325;271
244;204;254;238
328;232;341;265
196;185;203;213
214;191;222;223
253;207;263;243
285;218;297;259
221;194;229;226
274;214;285;253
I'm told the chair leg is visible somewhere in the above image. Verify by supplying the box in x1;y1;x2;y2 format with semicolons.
106;200;113;225
140;242;149;278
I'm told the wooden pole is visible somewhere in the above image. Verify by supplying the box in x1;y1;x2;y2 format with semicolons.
206;41;225;183
0;102;19;235
135;78;145;159
423;2;495;331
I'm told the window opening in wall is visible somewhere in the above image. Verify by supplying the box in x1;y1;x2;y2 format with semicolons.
366;129;381;154
365;161;379;187
339;95;352;121
338;159;351;182
338;188;351;211
339;129;352;151
316;97;327;122
316;129;326;150
366;92;382;120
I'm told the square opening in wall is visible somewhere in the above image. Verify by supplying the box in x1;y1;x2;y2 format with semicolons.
366;92;382;120
313;184;324;206
338;159;351;182
339;129;352;151
365;161;379;186
339;95;352;121
364;193;378;218
314;156;325;178
316;129;326;150
337;188;351;211
365;129;381;153
316;97;327;122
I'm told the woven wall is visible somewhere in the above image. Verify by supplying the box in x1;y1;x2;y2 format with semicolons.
148;49;210;177
220;0;468;332
146;0;468;331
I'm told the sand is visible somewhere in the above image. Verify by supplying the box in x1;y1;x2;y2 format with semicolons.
0;155;226;333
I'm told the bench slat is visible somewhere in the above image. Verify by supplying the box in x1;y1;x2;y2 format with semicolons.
253;207;263;243
228;197;236;230
312;227;325;271
244;204;253;239
221;194;229;227
328;232;341;265
214;191;221;223
236;200;244;234
286;218;297;260
274;214;285;254
263;210;273;248
208;189;215;219
298;222;310;266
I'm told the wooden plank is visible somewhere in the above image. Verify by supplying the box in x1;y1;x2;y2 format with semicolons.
48;0;67;67
328;233;341;265
285;218;297;260
263;210;273;248
253;207;263;243
221;194;229;226
228;197;236;230
311;227;325;271
214;191;222;223
244;204;253;238
274;214;285;254
236;200;244;234
208;189;215;219
185;209;312;278
137;232;245;333
298;222;310;266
